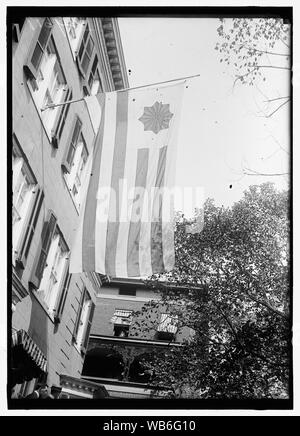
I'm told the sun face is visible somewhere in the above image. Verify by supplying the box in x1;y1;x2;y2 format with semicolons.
138;101;174;134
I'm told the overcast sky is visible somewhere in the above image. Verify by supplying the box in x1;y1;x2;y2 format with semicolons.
119;17;290;211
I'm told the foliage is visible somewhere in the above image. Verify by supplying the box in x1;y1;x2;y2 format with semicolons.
215;18;290;87
138;183;290;399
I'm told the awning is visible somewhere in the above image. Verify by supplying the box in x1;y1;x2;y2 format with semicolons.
11;330;48;384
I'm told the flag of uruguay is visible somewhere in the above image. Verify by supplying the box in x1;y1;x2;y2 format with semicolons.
70;81;185;278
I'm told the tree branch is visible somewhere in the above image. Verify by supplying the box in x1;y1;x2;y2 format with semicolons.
234;260;288;319
266;99;290;118
234;65;290;86
263;96;290;102
236;43;290;57
243;167;289;176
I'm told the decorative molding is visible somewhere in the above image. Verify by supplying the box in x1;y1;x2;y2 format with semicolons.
98;18;129;91
59;374;108;398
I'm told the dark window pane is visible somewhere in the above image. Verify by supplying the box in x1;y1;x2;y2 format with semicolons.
78;41;84;61
119;287;136;296
38;18;52;49
66;144;75;165
83;25;89;43
72;119;82;144
86;37;94;57
31;44;43;69
81;53;90;75
88;72;93;90
91;55;98;75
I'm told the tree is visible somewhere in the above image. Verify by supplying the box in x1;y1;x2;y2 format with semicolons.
215;18;290;90
136;183;290;399
215;17;291;178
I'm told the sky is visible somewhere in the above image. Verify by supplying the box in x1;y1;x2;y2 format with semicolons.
118;17;290;210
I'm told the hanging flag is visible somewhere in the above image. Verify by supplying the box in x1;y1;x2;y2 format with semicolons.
69;81;185;278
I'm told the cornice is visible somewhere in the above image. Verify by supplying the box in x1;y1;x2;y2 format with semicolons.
98;17;129;91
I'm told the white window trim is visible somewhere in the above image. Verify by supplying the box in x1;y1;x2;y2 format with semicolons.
12;156;36;262
63;17;86;60
75;294;92;350
27;44;66;141
64;138;89;210
37;231;69;317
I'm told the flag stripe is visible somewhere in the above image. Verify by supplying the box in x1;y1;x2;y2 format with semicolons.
95;92;118;274
138;147;161;277
126;148;149;277
151;145;167;273
105;91;129;276
82;95;106;271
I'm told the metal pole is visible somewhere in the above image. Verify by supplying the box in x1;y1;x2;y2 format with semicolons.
41;73;200;112
40;96;85;112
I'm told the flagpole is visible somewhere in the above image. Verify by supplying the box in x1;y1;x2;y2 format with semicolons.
41;73;200;112
117;73;200;93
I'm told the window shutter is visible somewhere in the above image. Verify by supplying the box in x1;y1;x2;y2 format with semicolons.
24;18;53;80
29;211;57;289
51;86;72;148
72;288;85;343
16;188;44;269
61;117;82;173
54;266;71;324
76;24;94;79
81;301;95;354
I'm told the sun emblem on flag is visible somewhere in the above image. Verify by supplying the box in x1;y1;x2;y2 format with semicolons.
138;101;174;134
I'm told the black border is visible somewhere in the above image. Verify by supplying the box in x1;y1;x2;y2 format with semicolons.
7;6;293;412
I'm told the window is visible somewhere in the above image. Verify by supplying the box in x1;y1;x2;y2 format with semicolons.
54;270;71;324
24;20;68;143
12;138;43;268
157;313;178;340
111;309;133;337
77;24;94;76
51;87;73;147
73;289;95;354
63;119;89;209
63;17;86;58
118;287;136;297
36;226;69;317
87;55;102;96
25;18;53;80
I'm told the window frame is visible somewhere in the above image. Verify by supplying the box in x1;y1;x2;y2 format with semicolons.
72;288;95;354
62;115;83;174
26;30;68;144
12;135;42;269
111;309;133;338
24;18;53;81
35;222;70;318
85;53;102;96
76;23;95;78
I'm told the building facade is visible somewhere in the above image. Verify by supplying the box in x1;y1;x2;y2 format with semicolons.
11;16;128;398
81;278;196;399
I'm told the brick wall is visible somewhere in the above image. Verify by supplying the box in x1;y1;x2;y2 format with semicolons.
11;17;110;386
